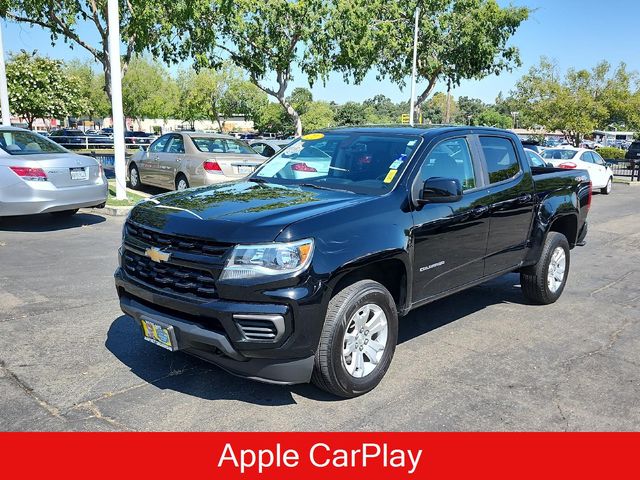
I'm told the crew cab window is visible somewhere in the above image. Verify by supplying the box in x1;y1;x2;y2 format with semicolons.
480;136;520;184
592;151;605;165
420;138;476;190
149;135;170;153
581;151;595;163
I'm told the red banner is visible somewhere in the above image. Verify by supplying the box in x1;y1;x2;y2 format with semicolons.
1;432;638;479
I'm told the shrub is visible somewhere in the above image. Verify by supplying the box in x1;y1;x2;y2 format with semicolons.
596;146;626;159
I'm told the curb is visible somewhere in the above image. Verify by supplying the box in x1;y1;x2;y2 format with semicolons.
87;205;133;217
613;179;640;186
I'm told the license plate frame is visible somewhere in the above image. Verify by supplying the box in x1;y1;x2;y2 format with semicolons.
70;167;88;180
140;317;178;351
235;164;255;175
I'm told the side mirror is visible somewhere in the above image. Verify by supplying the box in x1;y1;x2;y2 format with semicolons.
419;177;462;204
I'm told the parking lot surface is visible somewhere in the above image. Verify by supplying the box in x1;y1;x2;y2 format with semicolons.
1;186;639;431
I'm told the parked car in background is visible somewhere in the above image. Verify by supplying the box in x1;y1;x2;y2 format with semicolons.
127;132;265;191
524;148;552;168
124;131;155;147
49;129;114;150
84;129;100;135
520;139;543;154
99;128;114;138
625;141;640;160
0;127;107;217
542;147;613;194
248;139;291;157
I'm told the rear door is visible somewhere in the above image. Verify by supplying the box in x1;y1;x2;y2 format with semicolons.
580;151;607;188
411;135;492;301
477;135;536;276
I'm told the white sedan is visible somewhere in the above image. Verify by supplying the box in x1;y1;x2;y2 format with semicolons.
541;147;613;194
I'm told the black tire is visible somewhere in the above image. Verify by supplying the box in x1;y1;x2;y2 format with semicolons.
312;279;398;398
520;232;570;305
51;208;79;216
128;163;142;189
600;177;612;195
175;174;189;191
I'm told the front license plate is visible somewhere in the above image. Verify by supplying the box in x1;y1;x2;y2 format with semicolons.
236;165;255;175
140;319;176;351
70;167;88;180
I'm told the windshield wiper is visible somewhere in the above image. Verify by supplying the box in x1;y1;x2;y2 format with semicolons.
298;183;355;194
247;177;267;183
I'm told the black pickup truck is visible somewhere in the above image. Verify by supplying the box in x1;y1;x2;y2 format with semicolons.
115;127;591;397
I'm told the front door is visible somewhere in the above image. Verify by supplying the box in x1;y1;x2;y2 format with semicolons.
142;134;171;186
157;134;185;189
411;136;492;302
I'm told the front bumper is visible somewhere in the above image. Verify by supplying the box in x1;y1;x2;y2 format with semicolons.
115;268;317;384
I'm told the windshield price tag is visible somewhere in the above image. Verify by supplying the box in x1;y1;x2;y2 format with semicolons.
383;170;398;183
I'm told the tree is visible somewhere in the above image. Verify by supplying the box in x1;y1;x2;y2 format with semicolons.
511;58;609;145
335;101;368;126
362;95;403;123
122;57;178;128
455;96;487;125
0;0;198;100
64;60;110;122
253;102;293;135
359;0;528;116
182;0;372;137
3;51;85;129
301;101;335;131
288;88;313;116
475;108;513;128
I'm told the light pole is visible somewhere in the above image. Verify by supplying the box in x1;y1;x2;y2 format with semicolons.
409;7;420;126
0;22;11;126
107;0;127;200
511;111;519;129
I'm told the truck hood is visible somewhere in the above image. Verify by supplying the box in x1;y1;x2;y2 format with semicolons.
128;180;373;243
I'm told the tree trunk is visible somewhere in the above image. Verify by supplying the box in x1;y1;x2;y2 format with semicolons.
414;74;439;123
27;116;35;130
280;98;302;137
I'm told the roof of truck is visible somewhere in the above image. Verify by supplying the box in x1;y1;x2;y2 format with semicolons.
322;125;511;137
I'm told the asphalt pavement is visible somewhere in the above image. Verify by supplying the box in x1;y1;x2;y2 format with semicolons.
1;185;639;431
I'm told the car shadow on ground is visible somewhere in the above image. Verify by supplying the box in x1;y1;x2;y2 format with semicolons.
105;273;529;405
0;212;106;232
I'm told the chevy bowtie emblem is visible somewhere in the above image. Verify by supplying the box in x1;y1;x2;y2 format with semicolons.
145;247;171;263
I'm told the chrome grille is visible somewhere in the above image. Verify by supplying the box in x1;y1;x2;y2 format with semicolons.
125;222;232;257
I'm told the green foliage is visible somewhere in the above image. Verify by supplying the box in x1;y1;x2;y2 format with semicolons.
301;101;335;132
3;51;86;129
351;0;529;111
254;103;293;135
509;57;633;144
475;109;513;128
596;147;626;160
335;101;368;126
455;96;487;124
64;60;110;120
122;57;178;123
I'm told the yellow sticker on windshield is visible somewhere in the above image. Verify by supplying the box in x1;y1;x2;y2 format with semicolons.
383;170;398;183
301;133;325;141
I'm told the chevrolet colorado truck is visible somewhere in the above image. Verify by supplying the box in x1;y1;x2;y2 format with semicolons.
115;127;591;398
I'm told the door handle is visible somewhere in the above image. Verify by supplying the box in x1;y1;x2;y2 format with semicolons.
517;194;533;203
471;205;489;216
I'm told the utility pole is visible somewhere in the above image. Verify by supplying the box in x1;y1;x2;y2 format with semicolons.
444;81;452;124
0;22;11;126
409;7;420;126
107;0;127;200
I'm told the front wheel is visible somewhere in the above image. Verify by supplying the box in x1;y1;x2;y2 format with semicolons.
175;174;189;191
312;280;398;398
601;177;612;195
520;232;570;304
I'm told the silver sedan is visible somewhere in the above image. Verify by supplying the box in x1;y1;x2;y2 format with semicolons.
0;127;108;217
127;132;266;191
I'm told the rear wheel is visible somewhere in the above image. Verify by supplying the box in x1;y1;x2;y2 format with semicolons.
520;232;570;305
175;174;189;191
128;163;141;189
601;177;612;195
51;208;79;217
312;280;398;398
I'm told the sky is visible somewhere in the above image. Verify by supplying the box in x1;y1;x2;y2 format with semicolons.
2;0;640;105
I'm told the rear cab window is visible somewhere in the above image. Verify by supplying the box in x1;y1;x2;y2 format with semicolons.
479;136;521;184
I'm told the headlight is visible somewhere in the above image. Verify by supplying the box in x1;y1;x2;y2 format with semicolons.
219;238;314;280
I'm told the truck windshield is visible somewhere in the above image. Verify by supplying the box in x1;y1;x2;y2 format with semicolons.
252;132;421;194
0;130;67;155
